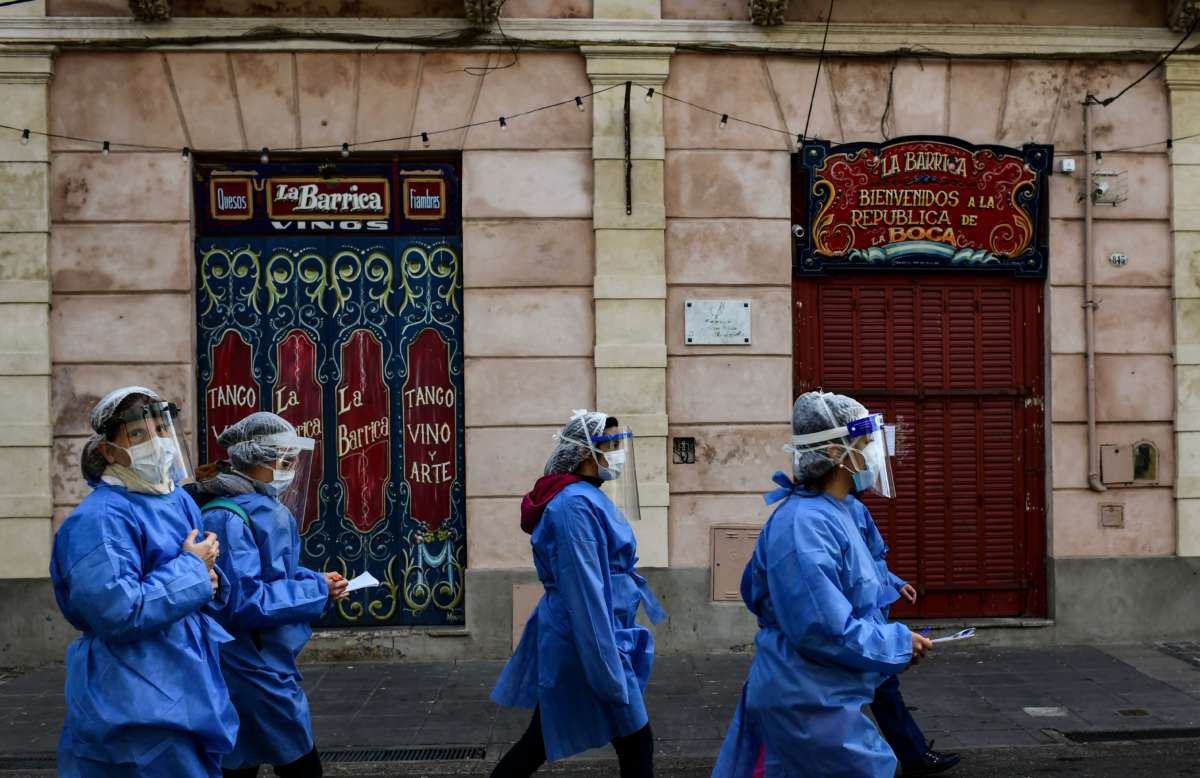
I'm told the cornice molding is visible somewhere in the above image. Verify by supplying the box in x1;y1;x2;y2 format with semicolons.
0;18;1187;58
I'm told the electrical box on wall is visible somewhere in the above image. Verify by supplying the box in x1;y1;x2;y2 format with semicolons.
1100;441;1159;485
511;583;544;652
711;525;761;601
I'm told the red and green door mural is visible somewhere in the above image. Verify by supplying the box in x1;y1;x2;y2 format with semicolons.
194;158;465;627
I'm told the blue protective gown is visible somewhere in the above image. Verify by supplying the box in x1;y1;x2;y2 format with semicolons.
712;474;913;778
491;482;666;761
50;482;238;778
848;498;907;612
202;491;329;770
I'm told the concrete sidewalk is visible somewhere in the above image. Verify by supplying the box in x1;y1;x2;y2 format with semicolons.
3;643;1200;772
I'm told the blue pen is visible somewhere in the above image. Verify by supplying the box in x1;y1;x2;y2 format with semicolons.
919;627;931;637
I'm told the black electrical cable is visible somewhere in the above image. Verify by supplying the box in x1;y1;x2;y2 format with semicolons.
802;0;837;143
1090;14;1200;107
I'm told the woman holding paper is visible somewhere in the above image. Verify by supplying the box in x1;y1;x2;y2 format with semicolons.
189;412;348;778
712;392;932;778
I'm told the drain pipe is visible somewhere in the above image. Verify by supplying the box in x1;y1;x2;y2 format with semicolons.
1083;97;1107;494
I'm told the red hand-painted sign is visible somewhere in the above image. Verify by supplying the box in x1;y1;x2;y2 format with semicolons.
336;330;390;532
402;329;457;531
205;330;259;462
274;330;324;536
798;138;1050;275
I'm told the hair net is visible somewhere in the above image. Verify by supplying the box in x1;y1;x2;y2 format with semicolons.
90;386;161;435
81;386;162;481
217;412;299;471
790;391;868;483
544;410;609;475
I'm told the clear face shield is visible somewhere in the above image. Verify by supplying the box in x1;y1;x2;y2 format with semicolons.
789;413;897;498
108;401;195;486
591;427;641;522
259;431;316;522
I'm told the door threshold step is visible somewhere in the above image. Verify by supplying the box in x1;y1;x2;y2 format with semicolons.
904;618;1054;630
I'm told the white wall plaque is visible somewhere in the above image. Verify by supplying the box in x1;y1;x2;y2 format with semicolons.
685;299;752;345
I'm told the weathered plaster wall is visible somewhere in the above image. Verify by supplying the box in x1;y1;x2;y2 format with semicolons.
661;0;1164;25
44;50;596;562
661;54;1175;574
45;0;592;16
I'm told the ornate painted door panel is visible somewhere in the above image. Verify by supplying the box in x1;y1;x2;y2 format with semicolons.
196;234;465;627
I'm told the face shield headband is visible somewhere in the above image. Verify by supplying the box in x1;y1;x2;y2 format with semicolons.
785;413;897;498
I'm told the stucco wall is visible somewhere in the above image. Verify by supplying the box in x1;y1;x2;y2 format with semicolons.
659;54;1175;571
43;50;599;550
45;0;1163;24
45;0;591;16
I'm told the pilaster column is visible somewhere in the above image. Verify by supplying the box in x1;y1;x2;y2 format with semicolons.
584;46;672;566
0;44;53;578
1167;56;1200;555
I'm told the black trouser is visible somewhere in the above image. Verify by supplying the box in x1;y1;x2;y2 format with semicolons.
491;707;654;778
870;674;928;765
221;746;323;778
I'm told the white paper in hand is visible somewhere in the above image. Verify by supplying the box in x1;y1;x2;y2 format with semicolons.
931;627;976;644
345;571;380;593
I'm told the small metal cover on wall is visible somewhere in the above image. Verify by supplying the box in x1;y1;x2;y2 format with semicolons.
685;300;752;345
711;525;761;601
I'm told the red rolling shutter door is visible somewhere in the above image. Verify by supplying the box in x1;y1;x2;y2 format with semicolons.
794;275;1046;618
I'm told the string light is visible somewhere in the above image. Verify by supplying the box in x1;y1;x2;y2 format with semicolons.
2;81;1191;166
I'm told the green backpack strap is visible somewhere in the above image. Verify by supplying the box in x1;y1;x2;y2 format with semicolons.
201;498;251;529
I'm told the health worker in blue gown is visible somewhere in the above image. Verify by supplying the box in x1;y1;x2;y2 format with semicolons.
490;410;666;778
712;391;935;778
187;412;349;778
51;386;238;777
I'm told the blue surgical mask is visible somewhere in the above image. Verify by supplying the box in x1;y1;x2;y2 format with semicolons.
851;466;875;495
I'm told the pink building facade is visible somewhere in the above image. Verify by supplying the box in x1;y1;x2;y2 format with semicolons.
1;0;1198;665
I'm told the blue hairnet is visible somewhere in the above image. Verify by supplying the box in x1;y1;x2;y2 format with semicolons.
217;412;297;470
544;410;608;475
791;391;868;483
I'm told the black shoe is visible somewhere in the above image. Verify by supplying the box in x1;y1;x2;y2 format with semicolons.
901;742;961;776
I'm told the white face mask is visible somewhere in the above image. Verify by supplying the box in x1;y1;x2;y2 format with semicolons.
120;438;175;484
599;448;626;481
270;468;295;494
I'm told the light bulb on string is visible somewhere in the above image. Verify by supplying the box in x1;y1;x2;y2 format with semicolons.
499;116;508;131
20;129;30;145
341;142;350;158
719;114;728;130
260;147;270;164
181;147;191;161
101;141;110;157
421;132;431;148
575;96;585;112
1095;151;1103;164
644;88;655;103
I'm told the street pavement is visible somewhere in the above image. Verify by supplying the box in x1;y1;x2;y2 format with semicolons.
4;642;1200;775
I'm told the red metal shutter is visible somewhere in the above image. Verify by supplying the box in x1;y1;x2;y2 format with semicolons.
794;275;1045;618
